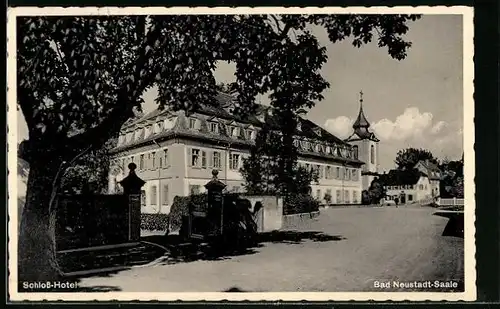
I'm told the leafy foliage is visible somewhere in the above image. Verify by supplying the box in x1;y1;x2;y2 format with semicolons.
362;177;387;205
394;148;439;170
439;159;464;198
283;194;321;215
60;141;116;194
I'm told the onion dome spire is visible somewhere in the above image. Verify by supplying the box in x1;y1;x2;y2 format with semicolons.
352;91;372;139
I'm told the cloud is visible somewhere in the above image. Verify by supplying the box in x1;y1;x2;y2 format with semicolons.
371;107;433;141
431;121;447;134
324;107;463;171
324;116;354;139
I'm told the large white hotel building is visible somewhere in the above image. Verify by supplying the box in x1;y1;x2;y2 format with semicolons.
108;92;380;214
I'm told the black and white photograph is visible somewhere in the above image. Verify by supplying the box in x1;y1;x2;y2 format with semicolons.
8;6;475;301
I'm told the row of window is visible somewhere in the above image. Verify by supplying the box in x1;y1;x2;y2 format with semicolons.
119;116;361;165
190;148;244;171
316;188;360;204
119;118;176;145
294;140;359;160
121;149;170;172
140;184;170;206
386;184;428;190
299;163;360;182
189;117;258;141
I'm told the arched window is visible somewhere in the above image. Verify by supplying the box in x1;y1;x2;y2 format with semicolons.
370;145;375;164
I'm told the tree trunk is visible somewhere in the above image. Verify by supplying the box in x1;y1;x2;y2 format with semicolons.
18;157;64;284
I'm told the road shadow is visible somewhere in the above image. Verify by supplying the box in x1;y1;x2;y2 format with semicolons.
144;230;345;266
257;230;346;244
441;218;464;238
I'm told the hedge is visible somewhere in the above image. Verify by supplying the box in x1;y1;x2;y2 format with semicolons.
141;213;169;231
283;194;320;215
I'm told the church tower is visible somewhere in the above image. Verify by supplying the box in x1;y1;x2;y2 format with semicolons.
345;91;380;191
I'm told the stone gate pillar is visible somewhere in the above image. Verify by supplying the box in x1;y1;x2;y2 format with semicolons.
204;170;226;235
118;163;146;241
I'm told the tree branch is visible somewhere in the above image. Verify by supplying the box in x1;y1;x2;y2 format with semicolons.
270;15;282;33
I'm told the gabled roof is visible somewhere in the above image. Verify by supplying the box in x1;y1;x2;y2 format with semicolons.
378;169;426;186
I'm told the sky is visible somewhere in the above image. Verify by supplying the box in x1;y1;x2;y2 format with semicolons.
17;14;464;172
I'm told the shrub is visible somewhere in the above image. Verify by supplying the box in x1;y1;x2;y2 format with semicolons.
284;194;320;215
141;213;169;231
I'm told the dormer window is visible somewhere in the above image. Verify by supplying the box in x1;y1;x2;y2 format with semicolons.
134;129;142;140
293;139;299;147
296;122;302;132
314;127;322;136
229;126;239;137
245;129;254;140
164;118;174;130
209;122;219;133
189;118;198;130
325;145;331;154
155;121;162;134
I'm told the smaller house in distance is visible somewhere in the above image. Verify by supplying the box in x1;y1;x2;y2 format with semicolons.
414;159;441;198
379;169;433;204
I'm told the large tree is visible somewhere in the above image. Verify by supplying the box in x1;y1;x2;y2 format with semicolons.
17;14;420;281
394;147;439;170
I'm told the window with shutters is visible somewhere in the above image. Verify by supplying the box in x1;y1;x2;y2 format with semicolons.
191;149;200;167
229;153;240;170
318;166;324;178
162;149;168;168
213;151;221;169
344;190;350;203
150;186;157;205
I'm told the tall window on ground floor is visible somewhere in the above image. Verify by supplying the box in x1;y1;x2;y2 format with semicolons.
140;190;146;207
213;151;221;169
336;190;342;203
162;149;169;167
150;185;157;205
191;149;200;167
353;191;358;203
229;153;240;170
408;194;413;202
162;185;169;205
370;145;375;164
344;190;350;204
